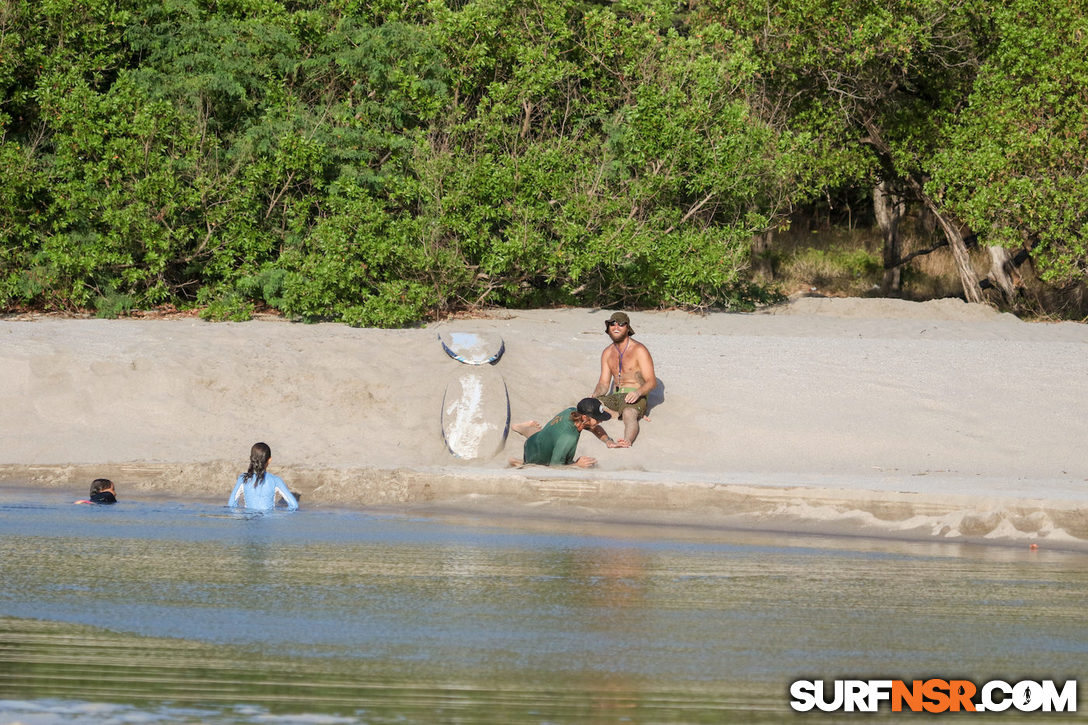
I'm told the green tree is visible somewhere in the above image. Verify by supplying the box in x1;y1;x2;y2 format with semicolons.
717;0;994;300
931;0;1088;293
2;0;805;324
1;0;142;311
412;0;787;312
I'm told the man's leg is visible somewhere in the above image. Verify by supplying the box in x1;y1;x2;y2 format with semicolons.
511;420;541;438
621;406;640;444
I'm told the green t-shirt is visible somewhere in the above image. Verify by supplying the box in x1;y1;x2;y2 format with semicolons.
523;407;581;466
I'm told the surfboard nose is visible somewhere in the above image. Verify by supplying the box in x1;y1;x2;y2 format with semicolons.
438;330;505;365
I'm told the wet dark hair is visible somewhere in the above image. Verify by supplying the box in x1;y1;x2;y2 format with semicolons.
90;478;113;494
244;442;271;487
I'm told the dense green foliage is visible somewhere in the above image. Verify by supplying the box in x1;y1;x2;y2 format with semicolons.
1;0;1085;324
930;0;1088;285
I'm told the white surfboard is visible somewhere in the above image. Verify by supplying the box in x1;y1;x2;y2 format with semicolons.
441;367;510;459
438;330;505;365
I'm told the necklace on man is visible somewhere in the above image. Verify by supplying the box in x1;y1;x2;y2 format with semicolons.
617;338;630;374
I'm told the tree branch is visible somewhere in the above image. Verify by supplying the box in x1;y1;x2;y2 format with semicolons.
663;191;716;235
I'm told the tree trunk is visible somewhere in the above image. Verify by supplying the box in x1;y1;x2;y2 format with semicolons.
926;201;983;303
918;202;939;239
860;121;983;304
987;246;1017;303
873;180;906;294
750;229;774;280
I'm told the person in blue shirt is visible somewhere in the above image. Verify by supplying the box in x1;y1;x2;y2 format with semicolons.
228;442;299;511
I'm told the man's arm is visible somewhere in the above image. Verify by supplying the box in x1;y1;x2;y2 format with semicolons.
593;349;613;396
624;346;657;404
586;422;628;448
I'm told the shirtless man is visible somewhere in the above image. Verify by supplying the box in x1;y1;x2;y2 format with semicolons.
593;311;656;446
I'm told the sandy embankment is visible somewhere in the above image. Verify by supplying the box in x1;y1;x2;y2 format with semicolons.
2;297;1087;548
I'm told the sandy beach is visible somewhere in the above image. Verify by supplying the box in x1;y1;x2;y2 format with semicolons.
3;297;1087;549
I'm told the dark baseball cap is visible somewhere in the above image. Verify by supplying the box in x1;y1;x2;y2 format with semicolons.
577;397;610;421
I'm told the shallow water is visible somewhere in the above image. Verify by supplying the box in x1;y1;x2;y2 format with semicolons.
0;488;1085;723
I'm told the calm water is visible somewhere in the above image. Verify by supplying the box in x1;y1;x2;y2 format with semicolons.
0;487;1085;723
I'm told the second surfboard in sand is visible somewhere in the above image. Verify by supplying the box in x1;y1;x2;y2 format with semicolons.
441;367;510;459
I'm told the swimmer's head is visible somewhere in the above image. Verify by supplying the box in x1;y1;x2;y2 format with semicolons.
250;442;271;465
90;478;114;494
247;442;271;486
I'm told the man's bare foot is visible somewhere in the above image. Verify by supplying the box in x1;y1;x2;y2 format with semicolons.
508;458;525;468
511;420;541;438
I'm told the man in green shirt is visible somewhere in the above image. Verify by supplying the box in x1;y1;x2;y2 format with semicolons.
509;398;613;468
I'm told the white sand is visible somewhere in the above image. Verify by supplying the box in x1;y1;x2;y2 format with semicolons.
3;297;1087;548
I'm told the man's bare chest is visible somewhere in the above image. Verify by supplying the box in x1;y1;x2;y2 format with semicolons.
607;343;642;374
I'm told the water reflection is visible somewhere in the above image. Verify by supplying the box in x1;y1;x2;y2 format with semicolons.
0;489;1085;722
1;617;764;724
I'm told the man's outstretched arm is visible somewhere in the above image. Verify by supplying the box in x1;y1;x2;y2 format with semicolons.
586;422;628;448
593;350;612;396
